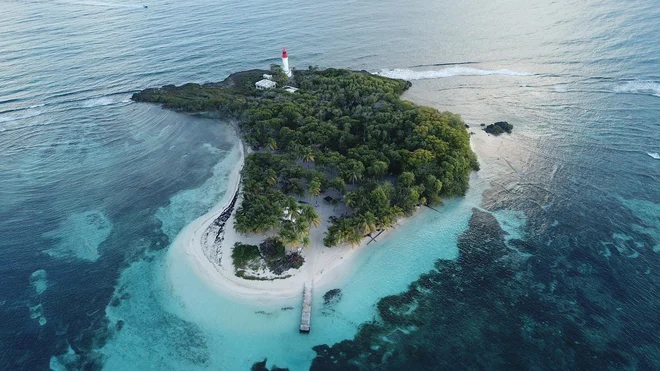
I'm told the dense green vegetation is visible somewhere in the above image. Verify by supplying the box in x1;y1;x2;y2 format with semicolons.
232;242;260;269
232;238;304;278
133;67;479;247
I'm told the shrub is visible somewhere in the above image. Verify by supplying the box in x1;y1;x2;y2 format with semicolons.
259;238;286;262
232;242;260;269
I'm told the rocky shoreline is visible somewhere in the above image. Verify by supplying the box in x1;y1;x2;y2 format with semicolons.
202;187;240;267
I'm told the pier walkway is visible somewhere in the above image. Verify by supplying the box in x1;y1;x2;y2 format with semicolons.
300;282;313;333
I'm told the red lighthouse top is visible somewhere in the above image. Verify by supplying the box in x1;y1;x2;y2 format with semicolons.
282;48;288;58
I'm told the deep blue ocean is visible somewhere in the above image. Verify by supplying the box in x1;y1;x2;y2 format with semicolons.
1;0;659;370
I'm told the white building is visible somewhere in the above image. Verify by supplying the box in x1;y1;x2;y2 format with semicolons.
283;85;299;93
255;79;277;90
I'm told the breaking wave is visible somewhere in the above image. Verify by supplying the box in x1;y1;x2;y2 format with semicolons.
375;66;534;80
648;152;660;160
81;96;131;108
0;94;133;123
614;81;660;97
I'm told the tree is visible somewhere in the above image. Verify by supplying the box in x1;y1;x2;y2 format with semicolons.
278;220;301;247
398;172;415;187
340;159;365;184
266;137;278;151
301;235;311;248
329;177;346;194
300;205;321;228
367;160;388;179
344;191;358;208
346;227;363;247
355;212;377;234
265;169;277;186
307;178;321;205
300;147;315;168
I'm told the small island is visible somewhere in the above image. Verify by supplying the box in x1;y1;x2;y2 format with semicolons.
134;63;478;287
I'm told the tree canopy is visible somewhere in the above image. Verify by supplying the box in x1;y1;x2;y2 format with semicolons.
133;67;479;247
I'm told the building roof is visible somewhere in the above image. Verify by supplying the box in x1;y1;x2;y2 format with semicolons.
255;79;277;89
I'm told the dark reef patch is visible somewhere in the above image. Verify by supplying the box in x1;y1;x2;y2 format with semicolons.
251;358;290;371
307;205;660;370
322;289;342;306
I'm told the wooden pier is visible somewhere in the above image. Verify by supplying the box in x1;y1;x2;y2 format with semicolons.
300;282;313;333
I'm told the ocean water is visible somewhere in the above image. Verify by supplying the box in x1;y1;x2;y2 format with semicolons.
1;0;659;370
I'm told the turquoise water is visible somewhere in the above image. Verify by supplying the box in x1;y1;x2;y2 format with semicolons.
2;0;659;369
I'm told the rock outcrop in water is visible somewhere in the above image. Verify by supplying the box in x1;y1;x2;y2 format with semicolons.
250;358;289;371
484;121;513;135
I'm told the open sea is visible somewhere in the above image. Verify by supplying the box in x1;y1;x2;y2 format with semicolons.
1;0;659;370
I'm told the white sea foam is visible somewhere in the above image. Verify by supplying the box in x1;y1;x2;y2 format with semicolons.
82;96;117;107
81;95;133;108
648;152;660;159
376;67;534;80
553;85;568;93
614;81;660;97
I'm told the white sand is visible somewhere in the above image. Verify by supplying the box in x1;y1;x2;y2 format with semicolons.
166;139;411;304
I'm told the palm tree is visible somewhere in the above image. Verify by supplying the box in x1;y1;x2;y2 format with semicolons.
335;218;353;245
342;159;364;185
301;234;311;248
344;191;357;209
265;169;277;186
300;205;321;228
283;196;299;219
279;220;301;247
266;137;278;152
379;206;403;229
307;178;321;205
300;147;315;168
346;227;363;247
357;212;377;234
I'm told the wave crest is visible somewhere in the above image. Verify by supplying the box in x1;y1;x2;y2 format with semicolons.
376;67;534;80
614;81;660;97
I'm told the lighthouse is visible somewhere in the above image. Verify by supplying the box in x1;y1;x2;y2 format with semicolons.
282;48;292;78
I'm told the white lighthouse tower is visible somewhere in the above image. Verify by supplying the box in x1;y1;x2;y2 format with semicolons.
281;48;292;78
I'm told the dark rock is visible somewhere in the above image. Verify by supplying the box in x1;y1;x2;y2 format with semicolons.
480;123;486;126
464;124;470;128
484;121;513;135
251;358;289;371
